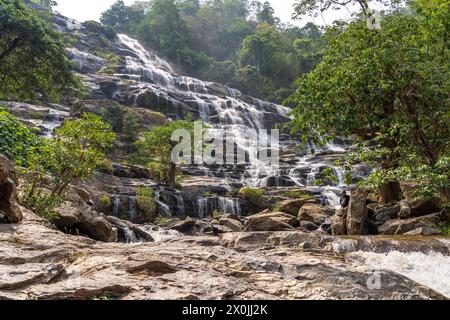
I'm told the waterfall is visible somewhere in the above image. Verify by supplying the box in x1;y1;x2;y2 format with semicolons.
218;197;241;216
174;191;185;217
196;197;211;219
346;251;450;298
114;34;370;203
129;197;137;222
112;195;121;217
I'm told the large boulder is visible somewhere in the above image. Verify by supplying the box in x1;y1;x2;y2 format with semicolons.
331;208;347;236
298;203;334;226
55;202;117;242
0;156;23;223
277;198;312;216
368;203;400;225
411;198;442;217
219;217;242;232
378;213;443;235
244;212;298;232
347;188;368;235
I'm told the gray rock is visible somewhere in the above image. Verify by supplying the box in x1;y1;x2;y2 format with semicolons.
298;203;334;225
331;208;347;236
347;188;368;235
0;156;23;224
378;213;442;235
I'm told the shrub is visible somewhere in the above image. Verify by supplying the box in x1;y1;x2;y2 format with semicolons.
136;187;158;221
21;113;115;221
0;110;39;166
239;187;266;206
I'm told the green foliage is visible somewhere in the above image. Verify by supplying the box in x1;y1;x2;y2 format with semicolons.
82;20;116;40
134;120;196;187
0;110;38;166
283;190;312;199
0;0;79;101
154;216;173;226
239;187;266;205
288;0;449;201
98;52;121;75
440;223;450;236
100;0;323;103
21;113;115;221
19;185;62;221
136;187;158;221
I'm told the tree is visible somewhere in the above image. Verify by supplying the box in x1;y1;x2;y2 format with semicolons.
293;0;406;19
288;1;449;202
257;1;280;26
135;120;196;188
22;114;115;219
100;1;145;34
0;0;78;101
0;109;38;166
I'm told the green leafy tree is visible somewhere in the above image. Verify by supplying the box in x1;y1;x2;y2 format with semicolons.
288;0;449;202
256;1;280;26
100;1;145;34
0;0;79;101
22;113;115;219
135;120;196;188
0;109;38;166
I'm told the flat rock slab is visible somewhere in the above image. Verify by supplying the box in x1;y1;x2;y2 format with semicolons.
0;218;447;300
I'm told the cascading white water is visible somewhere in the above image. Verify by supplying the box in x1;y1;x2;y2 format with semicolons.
112;195;121;217
218;197;241;216
115;34;363;213
129;197;137;222
346;251;450;298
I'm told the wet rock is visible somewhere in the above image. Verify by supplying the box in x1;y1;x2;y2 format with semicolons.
106;216;154;242
347;189;368;235
0;156;22;223
277;198;312;216
331;208;347;236
298;203;334;226
378;213;442;235
243;212;298;232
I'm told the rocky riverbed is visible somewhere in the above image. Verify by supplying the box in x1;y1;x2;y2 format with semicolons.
0;208;448;300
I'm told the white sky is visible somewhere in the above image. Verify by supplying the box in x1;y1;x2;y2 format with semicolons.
53;0;355;27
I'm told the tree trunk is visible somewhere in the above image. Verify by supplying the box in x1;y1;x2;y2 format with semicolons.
379;181;402;204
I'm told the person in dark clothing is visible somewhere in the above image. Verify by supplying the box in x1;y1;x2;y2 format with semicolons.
340;191;350;208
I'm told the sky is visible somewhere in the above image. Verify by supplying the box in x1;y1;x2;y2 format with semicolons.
53;0;355;27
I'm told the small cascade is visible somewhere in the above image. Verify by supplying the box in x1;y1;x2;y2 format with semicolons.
155;199;171;217
141;225;183;242
346;251;450;298
129;197;137;222
174;191;185;217
112;195;121;217
218;197;241;215
123;227;138;244
196;197;212;219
